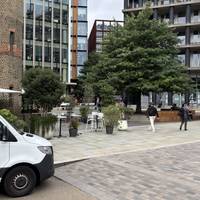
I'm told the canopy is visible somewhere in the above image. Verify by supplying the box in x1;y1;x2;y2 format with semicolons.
0;88;22;94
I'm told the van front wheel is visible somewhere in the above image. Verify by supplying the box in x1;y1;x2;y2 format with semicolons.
3;166;36;197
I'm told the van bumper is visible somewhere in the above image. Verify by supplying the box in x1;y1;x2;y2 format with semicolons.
35;154;54;182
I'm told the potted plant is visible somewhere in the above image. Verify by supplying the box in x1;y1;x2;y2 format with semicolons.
102;105;121;134
80;105;90;123
69;117;79;137
118;107;134;131
27;114;57;139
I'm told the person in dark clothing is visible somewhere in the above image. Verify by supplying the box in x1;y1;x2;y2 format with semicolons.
146;103;159;132
179;103;189;131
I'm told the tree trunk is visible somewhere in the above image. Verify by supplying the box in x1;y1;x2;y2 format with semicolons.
135;91;142;114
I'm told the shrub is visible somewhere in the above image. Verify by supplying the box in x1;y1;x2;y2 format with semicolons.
0;109;26;129
102;105;121;127
69;117;79;129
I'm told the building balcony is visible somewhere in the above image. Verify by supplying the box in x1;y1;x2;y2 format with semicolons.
123;0;200;12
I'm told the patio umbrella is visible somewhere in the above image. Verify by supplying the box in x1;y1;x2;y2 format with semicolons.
0;88;22;94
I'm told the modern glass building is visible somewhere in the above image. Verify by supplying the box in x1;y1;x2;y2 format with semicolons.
23;0;88;83
124;0;200;106
88;20;124;53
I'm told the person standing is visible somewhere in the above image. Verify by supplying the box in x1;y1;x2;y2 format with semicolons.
179;103;189;131
146;103;159;132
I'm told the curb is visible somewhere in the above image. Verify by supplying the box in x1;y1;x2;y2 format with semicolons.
54;158;88;168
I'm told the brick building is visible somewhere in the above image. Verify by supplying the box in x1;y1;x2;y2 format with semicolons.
88;19;124;53
0;0;23;112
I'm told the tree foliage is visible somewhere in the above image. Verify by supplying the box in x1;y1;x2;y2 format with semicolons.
79;8;192;109
22;68;64;112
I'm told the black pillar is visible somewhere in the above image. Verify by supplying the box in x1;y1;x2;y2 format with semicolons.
186;27;190;45
186;5;191;24
186;48;190;68
169;7;174;24
153;9;158;19
168;92;173;106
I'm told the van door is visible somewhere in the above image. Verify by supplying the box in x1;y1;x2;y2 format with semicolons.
0;121;9;168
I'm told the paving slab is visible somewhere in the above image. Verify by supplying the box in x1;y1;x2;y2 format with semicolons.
55;142;200;200
52;121;200;164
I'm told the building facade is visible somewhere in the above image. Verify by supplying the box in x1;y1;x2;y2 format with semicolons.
88;19;124;53
124;0;200;106
23;0;88;83
0;0;23;111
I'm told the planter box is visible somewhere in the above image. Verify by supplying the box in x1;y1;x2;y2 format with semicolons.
118;120;128;131
157;110;195;122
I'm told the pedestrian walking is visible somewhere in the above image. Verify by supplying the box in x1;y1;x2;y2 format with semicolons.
179;103;189;131
146;103;159;132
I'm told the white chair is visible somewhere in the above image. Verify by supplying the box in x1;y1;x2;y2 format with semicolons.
85;112;98;132
96;113;104;131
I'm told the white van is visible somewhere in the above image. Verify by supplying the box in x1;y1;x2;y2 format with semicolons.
0;115;54;197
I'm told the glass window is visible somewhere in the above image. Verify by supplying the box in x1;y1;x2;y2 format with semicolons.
26;2;34;19
62;28;67;44
26;24;33;40
63;0;68;5
45;27;51;42
77;51;87;65
78;37;87;50
78;7;87;21
53;48;60;63
191;10;200;23
190;52;200;68
78;22;87;36
45;3;52;22
62;10;68;25
177;32;185;45
54;28;60;43
191;31;200;44
178;54;185;65
35;46;42;62
96;22;103;31
78;0;87;7
26;45;33;60
45;47;51;62
174;12;186;24
35;4;43;20
35;25;42;41
62;49;68;63
54;8;60;23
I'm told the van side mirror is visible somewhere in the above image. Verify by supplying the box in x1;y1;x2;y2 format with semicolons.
0;125;9;142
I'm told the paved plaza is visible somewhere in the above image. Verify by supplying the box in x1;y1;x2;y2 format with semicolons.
52;120;200;164
55;142;200;200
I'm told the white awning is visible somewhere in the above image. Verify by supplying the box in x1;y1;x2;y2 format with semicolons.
0;88;22;94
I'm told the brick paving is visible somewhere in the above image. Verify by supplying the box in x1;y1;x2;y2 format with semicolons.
55;142;200;200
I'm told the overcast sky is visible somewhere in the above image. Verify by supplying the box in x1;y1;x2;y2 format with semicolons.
88;0;124;34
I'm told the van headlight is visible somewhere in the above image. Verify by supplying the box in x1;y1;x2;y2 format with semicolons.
38;146;53;155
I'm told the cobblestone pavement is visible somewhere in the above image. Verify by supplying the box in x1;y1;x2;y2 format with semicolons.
55;142;200;200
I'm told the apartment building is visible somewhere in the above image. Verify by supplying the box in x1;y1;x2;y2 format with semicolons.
124;0;200;105
24;0;88;83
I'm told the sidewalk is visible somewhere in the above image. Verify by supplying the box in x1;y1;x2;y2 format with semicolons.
51;120;200;165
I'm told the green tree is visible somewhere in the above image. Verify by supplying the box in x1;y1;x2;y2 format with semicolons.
80;8;191;112
22;68;64;113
